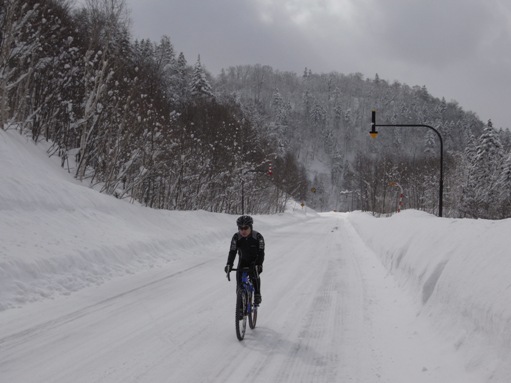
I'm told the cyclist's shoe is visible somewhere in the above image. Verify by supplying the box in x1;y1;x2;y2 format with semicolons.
254;294;262;306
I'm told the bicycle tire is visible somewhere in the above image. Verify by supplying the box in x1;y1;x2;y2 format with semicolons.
235;289;247;341
248;292;257;329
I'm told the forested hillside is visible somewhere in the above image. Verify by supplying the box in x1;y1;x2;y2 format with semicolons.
2;0;510;218
214;66;511;218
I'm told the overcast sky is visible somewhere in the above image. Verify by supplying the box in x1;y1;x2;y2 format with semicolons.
123;0;511;129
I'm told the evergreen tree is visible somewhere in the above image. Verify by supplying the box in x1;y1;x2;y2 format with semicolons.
460;134;478;217
472;120;504;217
175;52;189;103
190;55;214;100
154;35;178;105
496;152;511;217
154;35;175;72
270;88;289;129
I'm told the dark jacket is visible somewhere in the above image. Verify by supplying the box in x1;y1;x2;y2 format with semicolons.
227;230;265;267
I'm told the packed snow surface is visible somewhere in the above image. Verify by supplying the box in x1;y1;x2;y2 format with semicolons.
1;128;510;382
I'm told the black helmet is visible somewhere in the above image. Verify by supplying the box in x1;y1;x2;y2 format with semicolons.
236;215;253;227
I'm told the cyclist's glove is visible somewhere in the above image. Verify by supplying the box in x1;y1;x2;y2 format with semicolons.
224;264;232;274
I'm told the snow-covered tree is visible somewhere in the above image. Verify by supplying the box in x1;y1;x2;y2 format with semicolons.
154;35;175;72
190;55;214;100
470;120;504;217
0;0;42;129
74;0;131;181
270;88;290;130
154;35;179;105
174;52;190;103
496;151;511;217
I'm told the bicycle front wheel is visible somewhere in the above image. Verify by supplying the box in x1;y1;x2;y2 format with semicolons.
235;289;247;341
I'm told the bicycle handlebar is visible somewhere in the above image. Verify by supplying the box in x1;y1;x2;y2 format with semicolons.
226;266;259;282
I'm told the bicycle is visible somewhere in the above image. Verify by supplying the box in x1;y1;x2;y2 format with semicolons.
227;266;258;340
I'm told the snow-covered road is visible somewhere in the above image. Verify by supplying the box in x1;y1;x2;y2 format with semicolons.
1;213;478;383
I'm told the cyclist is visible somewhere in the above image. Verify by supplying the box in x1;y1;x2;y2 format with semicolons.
224;215;265;305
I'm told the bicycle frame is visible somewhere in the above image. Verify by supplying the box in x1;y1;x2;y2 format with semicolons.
228;268;256;300
240;271;255;313
241;271;254;291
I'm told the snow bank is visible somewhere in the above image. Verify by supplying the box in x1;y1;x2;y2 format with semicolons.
0;129;313;311
349;210;511;381
0;130;232;310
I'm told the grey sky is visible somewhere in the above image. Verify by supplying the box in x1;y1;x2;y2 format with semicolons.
125;0;511;129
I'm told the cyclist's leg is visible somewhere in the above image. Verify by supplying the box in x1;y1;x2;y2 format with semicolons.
252;271;262;304
254;275;261;295
236;288;243;320
235;269;242;291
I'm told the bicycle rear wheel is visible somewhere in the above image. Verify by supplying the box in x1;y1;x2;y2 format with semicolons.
235;289;247;340
248;292;257;329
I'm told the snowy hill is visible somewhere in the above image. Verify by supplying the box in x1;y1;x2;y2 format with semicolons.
0;128;510;382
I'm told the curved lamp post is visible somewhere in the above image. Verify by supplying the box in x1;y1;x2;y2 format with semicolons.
370;110;444;217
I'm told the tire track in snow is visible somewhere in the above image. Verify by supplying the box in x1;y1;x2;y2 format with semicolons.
273;255;345;382
0;261;210;352
227;216;362;383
